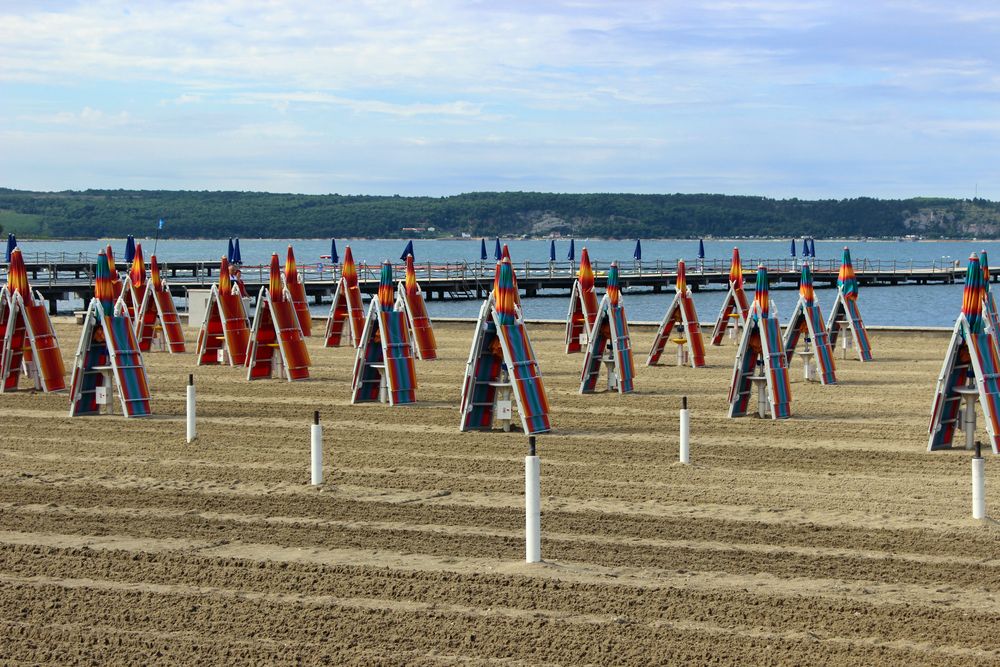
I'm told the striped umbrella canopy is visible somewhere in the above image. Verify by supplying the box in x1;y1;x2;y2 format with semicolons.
130;243;145;289
567;239;575;261
342;246;358;288
378;260;394;311
675;259;687;294
268;253;283;302
980;250;991;288
124;235;136;265
799;261;814;305
729;247;744;289
578;248;595;292
6;248;31;302
837;247;859;299
150;255;163;291
405;254;418;297
106;244;122;295
495;258;517;325
606;261;621;306
219;256;232;292
754;264;769;317
501;244;521;299
95;251;115;312
330;239;339;264
963;253;985;334
284;246;301;287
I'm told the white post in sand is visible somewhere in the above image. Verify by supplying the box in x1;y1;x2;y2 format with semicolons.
525;436;541;563
311;410;323;486
973;442;986;520
186;374;196;443
964;395;977;450
679;396;690;464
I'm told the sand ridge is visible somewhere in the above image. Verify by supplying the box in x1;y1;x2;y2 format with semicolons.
0;317;998;665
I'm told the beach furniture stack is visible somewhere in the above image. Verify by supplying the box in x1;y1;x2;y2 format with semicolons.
565;248;599;354
351;260;418;405
827;247;873;361
782;262;837;384
324;245;365;348
69;250;151;417
395;254;437;360
727;265;792;419
246;253;311;381
0;248;66;393
460;257;550;434
710;247;750;345
928;253;1000;453
580;261;636;394
196;257;251;366
647;258;706;368
135;255;186;353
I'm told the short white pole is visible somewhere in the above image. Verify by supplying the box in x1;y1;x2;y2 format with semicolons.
311;410;323;486
973;443;986;520
185;374;196;443
679;396;690;464
525;436;541;563
965;396;977;450
757;381;768;418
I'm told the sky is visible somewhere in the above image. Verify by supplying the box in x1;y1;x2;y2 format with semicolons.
1;0;1000;199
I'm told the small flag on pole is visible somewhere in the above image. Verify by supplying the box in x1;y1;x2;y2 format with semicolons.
158;218;165;230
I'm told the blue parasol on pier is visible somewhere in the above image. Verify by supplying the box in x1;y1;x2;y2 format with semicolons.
549;239;556;262
790;238;797;257
494;237;502;261
227;238;235;263
5;233;16;262
567;238;575;261
633;239;642;261
480;238;488;260
697;239;705;259
330;238;339;263
124;235;135;265
400;239;414;261
233;238;242;265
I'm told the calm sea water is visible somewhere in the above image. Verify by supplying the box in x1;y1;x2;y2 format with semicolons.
12;237;994;327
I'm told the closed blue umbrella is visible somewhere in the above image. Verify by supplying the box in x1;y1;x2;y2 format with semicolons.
5;233;16;262
790;238;797;257
697;239;705;259
494;238;502;261
233;238;242;265
330;239;339;264
227;238;235;263
400;239;414;261
124;235;136;265
633;239;642;261
567;239;575;261
480;238;488;261
549;239;556;262
808;238;816;257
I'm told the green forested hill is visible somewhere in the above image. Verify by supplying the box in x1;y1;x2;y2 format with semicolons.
1;188;999;239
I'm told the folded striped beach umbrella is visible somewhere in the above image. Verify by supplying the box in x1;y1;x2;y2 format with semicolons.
799;261;814;306
129;243;145;290
149;254;163;290
579;248;595;292
268;253;282;301
378;260;394;310
404;254;418;297
95;251;115;313
495;258;517;325
730;247;744;288
962;253;985;334
754;264;769;317
7;248;30;301
606;261;621;306
837;247;858;299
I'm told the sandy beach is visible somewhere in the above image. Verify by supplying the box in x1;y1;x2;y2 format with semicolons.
0;318;998;665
